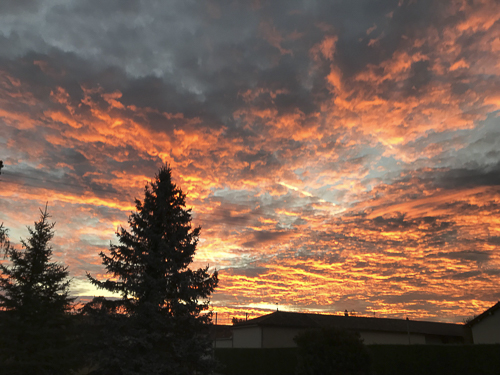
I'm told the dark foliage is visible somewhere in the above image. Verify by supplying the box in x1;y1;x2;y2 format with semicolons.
294;327;372;375
214;345;500;375
215;348;299;375
369;344;500;375
85;164;219;375
0;207;76;375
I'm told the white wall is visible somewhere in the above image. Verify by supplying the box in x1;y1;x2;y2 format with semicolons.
232;326;442;347
472;311;500;344
260;327;427;346
356;331;426;345
262;327;304;348
213;338;233;348
232;326;262;348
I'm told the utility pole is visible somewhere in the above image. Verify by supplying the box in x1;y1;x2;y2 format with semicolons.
214;312;218;350
406;317;411;345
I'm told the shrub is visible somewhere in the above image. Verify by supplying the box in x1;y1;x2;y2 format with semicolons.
294;327;371;375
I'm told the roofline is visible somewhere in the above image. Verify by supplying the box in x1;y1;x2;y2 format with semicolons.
234;323;464;336
467;301;500;326
233;310;465;336
231;323;260;330
235;310;464;325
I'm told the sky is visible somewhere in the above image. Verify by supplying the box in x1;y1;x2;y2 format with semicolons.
1;0;500;324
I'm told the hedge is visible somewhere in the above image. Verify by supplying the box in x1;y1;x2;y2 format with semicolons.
215;345;500;375
215;348;298;375
368;344;500;375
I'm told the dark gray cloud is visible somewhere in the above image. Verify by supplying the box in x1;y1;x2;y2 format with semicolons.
437;162;500;189
371;214;452;232
242;230;293;248
0;0;441;130
450;270;483;280
433;250;491;263
223;266;269;278
0;0;39;15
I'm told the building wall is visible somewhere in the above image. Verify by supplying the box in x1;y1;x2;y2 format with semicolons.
472;311;500;344
424;333;465;344
250;327;427;347
232;325;463;347
214;338;233;348
262;327;305;348
359;330;426;345
232;326;262;348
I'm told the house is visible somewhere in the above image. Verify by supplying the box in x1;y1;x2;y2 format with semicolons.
210;324;234;348
229;311;469;348
466;301;500;344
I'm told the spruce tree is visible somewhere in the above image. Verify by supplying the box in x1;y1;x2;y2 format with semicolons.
0;206;75;375
86;164;218;375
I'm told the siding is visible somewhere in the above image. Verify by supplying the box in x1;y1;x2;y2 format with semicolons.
233;326;262;348
214;338;233;348
235;327;428;347
360;330;425;345
262;327;304;348
472;311;500;344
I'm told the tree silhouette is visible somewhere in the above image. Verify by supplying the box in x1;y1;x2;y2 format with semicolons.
0;222;9;251
0;206;75;374
232;317;245;324
86;164;218;375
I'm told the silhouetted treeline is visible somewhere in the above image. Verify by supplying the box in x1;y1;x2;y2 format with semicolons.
0;164;218;375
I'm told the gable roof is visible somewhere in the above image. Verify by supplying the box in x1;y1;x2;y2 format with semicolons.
233;310;466;337
466;301;500;327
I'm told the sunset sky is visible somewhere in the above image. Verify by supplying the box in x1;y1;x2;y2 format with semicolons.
1;0;500;323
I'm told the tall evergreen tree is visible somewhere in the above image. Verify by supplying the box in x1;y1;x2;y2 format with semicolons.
86;164;218;375
0;206;75;374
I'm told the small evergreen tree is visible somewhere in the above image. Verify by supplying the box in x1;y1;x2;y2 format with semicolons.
0;206;75;375
86;164;218;375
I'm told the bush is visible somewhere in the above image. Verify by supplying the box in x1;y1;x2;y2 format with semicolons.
294;328;371;375
215;348;298;375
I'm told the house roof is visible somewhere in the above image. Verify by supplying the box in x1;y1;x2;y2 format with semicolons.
233;311;466;337
466;301;500;327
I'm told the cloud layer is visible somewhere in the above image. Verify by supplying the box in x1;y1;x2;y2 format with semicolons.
1;0;500;322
